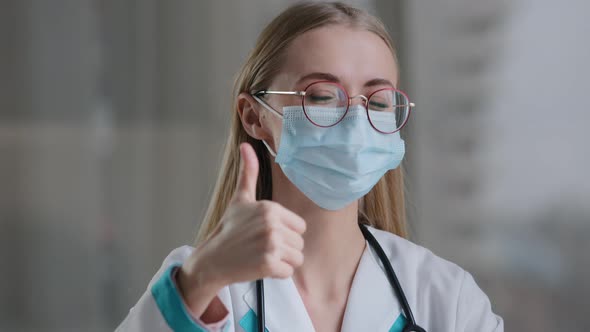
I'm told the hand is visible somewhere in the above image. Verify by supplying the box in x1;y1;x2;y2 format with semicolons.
177;142;306;314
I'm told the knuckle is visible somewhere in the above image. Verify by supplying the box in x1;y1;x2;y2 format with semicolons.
260;218;276;237
258;200;277;219
279;266;294;278
299;218;307;233
264;231;280;252
265;218;276;232
293;216;305;232
296;235;304;250
295;252;304;266
260;253;275;274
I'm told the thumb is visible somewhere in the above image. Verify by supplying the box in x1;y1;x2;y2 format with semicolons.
233;142;259;203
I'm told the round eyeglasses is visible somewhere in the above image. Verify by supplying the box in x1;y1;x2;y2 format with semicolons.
253;81;415;134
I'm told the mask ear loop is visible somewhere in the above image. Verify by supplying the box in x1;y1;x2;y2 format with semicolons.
261;140;277;158
252;94;284;118
252;94;282;158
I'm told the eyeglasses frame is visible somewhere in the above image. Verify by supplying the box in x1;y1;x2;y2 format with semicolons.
253;80;415;134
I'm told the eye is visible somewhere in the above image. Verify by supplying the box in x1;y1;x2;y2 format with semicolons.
368;99;391;110
307;91;337;104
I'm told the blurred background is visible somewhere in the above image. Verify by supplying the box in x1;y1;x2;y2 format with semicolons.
1;0;589;331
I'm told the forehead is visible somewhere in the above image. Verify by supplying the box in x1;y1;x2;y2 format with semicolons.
278;24;398;89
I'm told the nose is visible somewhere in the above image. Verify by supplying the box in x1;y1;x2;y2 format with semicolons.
349;94;368;107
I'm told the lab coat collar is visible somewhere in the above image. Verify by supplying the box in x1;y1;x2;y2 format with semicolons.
340;228;404;332
242;226;402;332
243;277;315;332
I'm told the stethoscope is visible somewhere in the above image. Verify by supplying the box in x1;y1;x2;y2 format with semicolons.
255;223;427;332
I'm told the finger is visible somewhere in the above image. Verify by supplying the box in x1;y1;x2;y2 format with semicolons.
233;142;259;203
278;207;307;234
269;260;295;279
280;225;304;251
253;201;305;235
280;245;304;268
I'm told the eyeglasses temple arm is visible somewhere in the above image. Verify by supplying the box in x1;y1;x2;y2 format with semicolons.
255;90;305;96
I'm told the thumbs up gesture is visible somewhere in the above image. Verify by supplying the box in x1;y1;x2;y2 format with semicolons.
177;143;306;313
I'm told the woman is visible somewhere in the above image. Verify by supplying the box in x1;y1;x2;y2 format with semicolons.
117;2;503;332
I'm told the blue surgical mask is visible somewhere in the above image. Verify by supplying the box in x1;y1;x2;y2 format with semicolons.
257;102;406;210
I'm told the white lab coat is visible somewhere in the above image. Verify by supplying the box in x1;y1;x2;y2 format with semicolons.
117;226;503;332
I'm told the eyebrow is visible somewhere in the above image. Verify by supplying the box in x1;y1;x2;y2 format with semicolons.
295;72;395;88
364;78;395;88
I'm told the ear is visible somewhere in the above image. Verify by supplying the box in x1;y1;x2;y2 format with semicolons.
237;92;272;140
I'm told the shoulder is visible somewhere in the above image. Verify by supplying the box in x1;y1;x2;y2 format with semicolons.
366;226;467;313
366;226;503;331
366;226;465;282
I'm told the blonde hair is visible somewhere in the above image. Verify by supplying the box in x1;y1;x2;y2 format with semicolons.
196;1;408;244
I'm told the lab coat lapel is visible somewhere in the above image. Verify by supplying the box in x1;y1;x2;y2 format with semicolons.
340;237;404;332
242;277;315;332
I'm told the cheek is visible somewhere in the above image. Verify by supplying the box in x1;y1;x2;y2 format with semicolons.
264;113;282;131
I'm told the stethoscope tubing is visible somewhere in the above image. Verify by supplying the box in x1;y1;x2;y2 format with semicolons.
359;224;426;332
256;279;265;332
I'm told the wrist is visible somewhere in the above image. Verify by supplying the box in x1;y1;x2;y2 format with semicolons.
176;256;226;305
173;264;230;323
